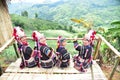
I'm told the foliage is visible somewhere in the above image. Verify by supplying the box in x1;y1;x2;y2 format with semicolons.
0;46;17;67
100;21;120;64
8;0;120;27
77;32;84;38
21;10;28;17
105;21;120;51
40;30;74;38
10;14;64;30
35;13;38;18
69;26;73;32
5;0;120;66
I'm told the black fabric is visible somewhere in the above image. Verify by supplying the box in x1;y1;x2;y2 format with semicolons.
73;41;92;59
56;47;70;60
41;58;56;68
78;46;92;59
22;46;32;60
60;60;69;68
17;43;37;68
17;42;32;60
17;42;22;49
56;46;70;68
40;46;50;60
73;41;93;71
34;45;56;68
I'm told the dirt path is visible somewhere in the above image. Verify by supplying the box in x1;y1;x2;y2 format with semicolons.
101;64;120;80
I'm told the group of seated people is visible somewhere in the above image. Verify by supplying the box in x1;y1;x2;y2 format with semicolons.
13;26;96;72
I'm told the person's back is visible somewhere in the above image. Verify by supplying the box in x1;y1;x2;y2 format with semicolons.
13;27;37;69
32;31;57;68
17;41;32;60
56;36;70;68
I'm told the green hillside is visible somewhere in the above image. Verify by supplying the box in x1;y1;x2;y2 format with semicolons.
8;0;120;27
41;30;74;38
10;14;63;30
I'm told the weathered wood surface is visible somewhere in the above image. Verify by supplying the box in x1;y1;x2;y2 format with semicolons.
98;34;120;57
0;0;13;47
0;58;107;80
0;37;14;53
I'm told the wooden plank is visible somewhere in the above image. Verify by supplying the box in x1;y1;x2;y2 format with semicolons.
0;37;14;53
13;43;20;58
5;59;104;74
0;73;107;80
18;73;33;80
0;73;10;80
98;34;120;57
1;58;107;80
12;73;21;80
5;63;16;72
27;37;83;40
32;74;47;80
6;73;15;80
93;38;102;60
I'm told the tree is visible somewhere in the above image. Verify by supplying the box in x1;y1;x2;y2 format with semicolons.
64;26;67;30
69;26;73;32
21;11;28;17
102;21;120;64
109;21;120;51
13;20;24;28
35;13;38;18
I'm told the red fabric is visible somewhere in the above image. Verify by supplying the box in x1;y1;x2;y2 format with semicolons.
32;32;38;41
13;27;25;41
90;30;96;41
22;42;28;46
13;28;19;40
57;36;62;48
39;42;46;46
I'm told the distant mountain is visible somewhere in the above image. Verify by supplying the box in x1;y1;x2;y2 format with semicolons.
8;0;120;27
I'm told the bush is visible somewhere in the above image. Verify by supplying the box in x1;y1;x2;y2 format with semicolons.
77;32;84;38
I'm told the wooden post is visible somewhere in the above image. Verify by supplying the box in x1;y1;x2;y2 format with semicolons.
0;64;3;76
98;34;120;57
90;65;94;80
27;37;83;40
108;57;120;80
93;37;102;60
13;43;20;58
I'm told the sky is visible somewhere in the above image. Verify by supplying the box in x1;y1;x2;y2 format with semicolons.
11;0;60;4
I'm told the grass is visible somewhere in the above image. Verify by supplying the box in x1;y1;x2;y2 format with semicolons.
24;29;76;38
47;40;77;56
40;30;74;38
0;45;17;67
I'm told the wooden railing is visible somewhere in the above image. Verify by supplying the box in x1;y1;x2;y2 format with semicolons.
0;34;120;80
93;34;120;80
0;37;14;53
27;37;83;40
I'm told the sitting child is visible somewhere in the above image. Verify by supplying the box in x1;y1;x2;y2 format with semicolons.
73;30;96;72
13;27;37;69
56;36;70;68
32;31;57;68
